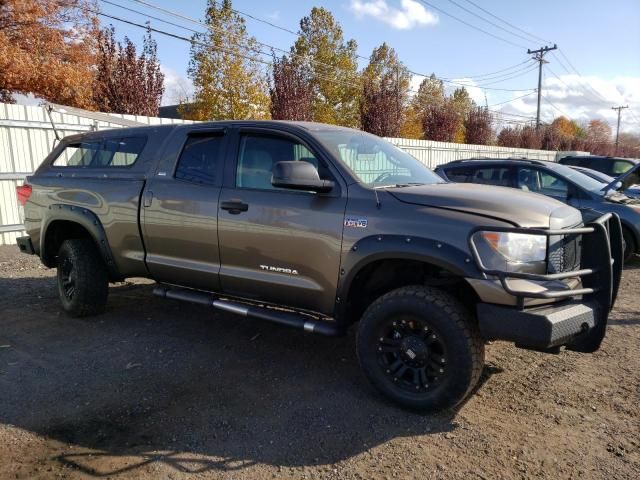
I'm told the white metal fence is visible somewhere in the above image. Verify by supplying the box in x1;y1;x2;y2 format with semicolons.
0;101;559;246
385;137;556;168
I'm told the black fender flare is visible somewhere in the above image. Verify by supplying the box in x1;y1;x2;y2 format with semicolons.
40;204;120;280
334;234;481;322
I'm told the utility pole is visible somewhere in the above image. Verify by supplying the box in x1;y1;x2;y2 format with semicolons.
612;105;629;154
527;44;557;130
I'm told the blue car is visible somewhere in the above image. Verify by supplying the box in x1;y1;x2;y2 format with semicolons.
435;159;640;262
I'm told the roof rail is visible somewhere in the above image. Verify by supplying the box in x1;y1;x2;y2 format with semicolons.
445;157;550;166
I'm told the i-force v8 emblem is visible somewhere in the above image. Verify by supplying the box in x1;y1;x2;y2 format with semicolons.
344;217;368;229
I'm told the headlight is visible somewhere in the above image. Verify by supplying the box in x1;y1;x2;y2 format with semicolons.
473;231;547;273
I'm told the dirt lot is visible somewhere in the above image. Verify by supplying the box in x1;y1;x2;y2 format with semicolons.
0;245;638;480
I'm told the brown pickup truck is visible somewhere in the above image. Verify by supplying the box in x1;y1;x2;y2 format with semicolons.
16;121;623;411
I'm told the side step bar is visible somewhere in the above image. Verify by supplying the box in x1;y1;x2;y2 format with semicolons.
153;285;343;337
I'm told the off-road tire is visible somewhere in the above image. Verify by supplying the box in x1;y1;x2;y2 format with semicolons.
356;285;484;412
623;227;636;263
56;239;108;317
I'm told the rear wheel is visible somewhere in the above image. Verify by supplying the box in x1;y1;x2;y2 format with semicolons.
57;239;108;317
356;285;484;411
623;227;636;263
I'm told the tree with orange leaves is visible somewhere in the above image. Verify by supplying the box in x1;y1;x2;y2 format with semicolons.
0;0;98;108
585;119;613;155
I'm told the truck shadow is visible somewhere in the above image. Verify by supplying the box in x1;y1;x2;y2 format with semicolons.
0;277;505;477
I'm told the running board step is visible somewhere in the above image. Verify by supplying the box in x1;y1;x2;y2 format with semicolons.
153;285;343;337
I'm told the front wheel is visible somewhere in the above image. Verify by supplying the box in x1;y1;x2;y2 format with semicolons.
356;286;484;411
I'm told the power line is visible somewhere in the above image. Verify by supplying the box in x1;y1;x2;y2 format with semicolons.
439;59;533;81
88;8;364;97
554;50;610;105
488;91;537;107
459;0;552;45
443;60;536;83
132;0;298;37
118;0;537;93
444;0;541;44
416;0;526;48
540;91;570;119
98;1;366;92
472;63;538;87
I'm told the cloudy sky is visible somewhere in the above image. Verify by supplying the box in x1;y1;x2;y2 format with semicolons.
96;0;640;133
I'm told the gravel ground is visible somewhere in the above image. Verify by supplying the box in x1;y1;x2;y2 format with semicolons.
0;245;638;480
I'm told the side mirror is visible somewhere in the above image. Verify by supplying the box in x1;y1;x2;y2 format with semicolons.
271;161;334;193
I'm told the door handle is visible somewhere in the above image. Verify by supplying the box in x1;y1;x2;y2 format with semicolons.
143;190;154;207
221;200;249;214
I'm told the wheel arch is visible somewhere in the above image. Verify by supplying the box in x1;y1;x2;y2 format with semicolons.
335;235;481;324
40;204;120;280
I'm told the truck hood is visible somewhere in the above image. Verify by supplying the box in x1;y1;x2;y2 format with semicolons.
387;183;581;228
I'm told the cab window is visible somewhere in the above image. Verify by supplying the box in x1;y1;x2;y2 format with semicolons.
236;134;330;190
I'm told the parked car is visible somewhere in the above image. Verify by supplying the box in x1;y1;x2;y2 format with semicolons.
16;122;622;411
558;155;639;177
436;158;640;262
569;165;640;199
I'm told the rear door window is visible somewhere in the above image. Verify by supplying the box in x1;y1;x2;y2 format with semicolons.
174;134;224;185
560;157;581;166
517;167;568;200
470;166;512;187
444;167;474;182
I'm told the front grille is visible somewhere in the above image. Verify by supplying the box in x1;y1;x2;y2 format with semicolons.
548;233;581;273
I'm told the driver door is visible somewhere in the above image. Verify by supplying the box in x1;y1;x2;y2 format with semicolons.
217;128;347;315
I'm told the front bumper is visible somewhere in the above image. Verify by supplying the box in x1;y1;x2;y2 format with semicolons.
470;213;623;353
477;300;596;351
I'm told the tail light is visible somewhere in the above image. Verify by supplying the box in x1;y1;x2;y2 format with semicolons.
16;183;32;206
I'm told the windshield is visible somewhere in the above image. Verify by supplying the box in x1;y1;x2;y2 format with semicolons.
314;130;444;187
578;168;614;184
550;163;612;194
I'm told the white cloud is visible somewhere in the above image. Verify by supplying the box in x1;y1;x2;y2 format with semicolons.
350;0;438;30
447;78;488;105
160;65;194;106
497;74;640;134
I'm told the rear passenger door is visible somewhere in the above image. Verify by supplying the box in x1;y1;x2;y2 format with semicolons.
142;129;227;291
217;128;347;315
